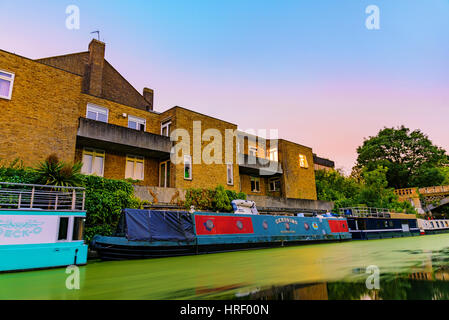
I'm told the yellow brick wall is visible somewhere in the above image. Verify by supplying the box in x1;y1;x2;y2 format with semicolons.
0;51;82;167
75;147;159;186
278;140;317;200
78;94;161;135
167;107;240;191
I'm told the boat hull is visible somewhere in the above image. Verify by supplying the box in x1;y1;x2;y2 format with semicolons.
92;211;352;260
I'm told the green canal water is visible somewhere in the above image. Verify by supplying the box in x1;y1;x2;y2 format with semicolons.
2;234;449;300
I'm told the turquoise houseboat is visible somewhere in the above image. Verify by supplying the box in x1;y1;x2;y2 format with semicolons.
92;208;351;260
0;182;88;272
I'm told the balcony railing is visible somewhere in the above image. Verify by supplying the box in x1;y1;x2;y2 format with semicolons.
339;207;391;218
0;182;85;211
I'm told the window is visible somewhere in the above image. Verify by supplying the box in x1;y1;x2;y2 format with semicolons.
269;178;281;192
72;217;85;241
125;155;145;180
299;154;309;168
81;148;105;176
268;148;278;162
161;121;172;137
128;115;146;131
249;146;258;157
184;155;192;180
160;160;171;187
0;70;14;100
57;217;69;241
86;103;108;123
250;177;260;192
227;163;234;185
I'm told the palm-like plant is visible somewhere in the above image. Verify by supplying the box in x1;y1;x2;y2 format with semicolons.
35;154;83;187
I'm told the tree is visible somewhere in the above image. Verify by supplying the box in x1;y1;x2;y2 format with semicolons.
354;126;448;189
34;154;83;187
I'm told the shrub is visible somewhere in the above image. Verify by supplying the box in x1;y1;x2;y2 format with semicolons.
184;185;247;212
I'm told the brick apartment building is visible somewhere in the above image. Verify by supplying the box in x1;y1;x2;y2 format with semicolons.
0;39;333;209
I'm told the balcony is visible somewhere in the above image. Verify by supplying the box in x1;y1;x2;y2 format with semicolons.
238;153;283;176
76;118;171;158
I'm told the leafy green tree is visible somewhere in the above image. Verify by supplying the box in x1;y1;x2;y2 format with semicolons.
355;126;448;188
34;154;83;187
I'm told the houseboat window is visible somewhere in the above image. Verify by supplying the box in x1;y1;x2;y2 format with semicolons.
86;103;108;123
299;154;309;168
81;148;105;177
125;155;144;181
269;178;281;192
72;217;85;241
250;177;260;192
0;69;15;100
184;155;192;180
268;148;278;162
128;115;146;131
161;121;172;137
227;163;234;185
58;217;70;241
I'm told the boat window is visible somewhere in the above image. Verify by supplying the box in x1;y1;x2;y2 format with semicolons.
72;217;85;241
58;217;70;241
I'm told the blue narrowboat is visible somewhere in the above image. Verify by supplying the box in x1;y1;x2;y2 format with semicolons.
92;204;352;260
341;207;420;240
0;182;88;272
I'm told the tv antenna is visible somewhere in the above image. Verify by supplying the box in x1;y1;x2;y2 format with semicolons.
90;30;100;40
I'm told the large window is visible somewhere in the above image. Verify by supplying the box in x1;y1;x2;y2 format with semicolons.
160;160;171;187
81;148;105;176
299;154;309;168
0;70;14;100
269;178;281;192
161;120;172;137
268;148;278;162
227;163;234;185
125;155;144;180
72;217;85;241
184;155;192;180
250;177;260;192
128;115;146;131
86;103;108;123
57;217;69;241
249;146;258;157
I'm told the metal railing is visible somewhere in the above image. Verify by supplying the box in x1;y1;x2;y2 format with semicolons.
339;207;391;218
0;182;85;211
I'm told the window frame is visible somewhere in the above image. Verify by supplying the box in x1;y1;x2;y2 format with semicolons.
161;121;172;137
268;148;278;162
184;155;192;180
56;216;73;243
128;115;146;131
0;69;15;100
227;163;234;186
249;146;258;157
159;160;171;187
299;154;309;168
81;148;105;177
125;155;145;181
268;177;281;192
250;176;260;192
86;103;109;123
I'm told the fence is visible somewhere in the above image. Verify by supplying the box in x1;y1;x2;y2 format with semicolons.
0;182;85;211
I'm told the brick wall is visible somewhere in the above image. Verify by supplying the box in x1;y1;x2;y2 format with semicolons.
0;50;82;167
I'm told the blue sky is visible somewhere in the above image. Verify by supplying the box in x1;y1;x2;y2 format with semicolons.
1;0;448;172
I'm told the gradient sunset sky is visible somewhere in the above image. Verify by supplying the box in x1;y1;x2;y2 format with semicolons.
1;0;448;173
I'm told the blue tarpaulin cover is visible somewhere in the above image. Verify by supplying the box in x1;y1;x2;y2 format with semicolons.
123;209;195;242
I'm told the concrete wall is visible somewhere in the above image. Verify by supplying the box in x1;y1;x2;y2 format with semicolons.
134;185;186;204
247;194;333;212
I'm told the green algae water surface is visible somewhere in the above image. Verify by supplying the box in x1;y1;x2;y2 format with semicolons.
2;234;449;300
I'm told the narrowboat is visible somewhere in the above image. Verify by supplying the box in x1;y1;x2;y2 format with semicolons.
341;207;420;240
92;201;351;260
0;182;88;272
417;218;449;235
